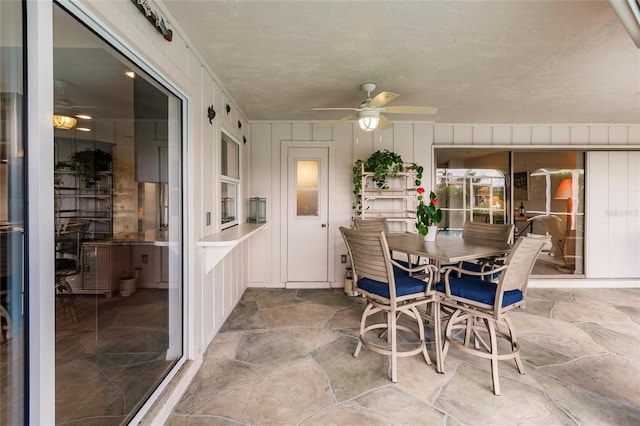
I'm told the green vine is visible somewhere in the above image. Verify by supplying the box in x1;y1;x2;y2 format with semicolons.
352;150;423;215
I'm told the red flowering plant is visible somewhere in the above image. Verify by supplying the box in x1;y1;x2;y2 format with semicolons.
415;188;443;236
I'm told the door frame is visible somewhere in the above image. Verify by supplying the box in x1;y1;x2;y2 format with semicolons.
280;141;335;287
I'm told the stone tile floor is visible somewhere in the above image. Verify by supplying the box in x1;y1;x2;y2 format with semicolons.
55;289;173;425
167;287;640;425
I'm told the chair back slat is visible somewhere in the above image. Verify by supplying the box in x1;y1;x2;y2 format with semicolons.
340;227;395;297
463;222;514;244
498;235;549;295
354;218;391;236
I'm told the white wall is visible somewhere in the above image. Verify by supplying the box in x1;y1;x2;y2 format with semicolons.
249;121;640;286
586;151;640;278
248;121;435;287
433;123;639;145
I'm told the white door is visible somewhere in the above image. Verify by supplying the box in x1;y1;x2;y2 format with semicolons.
287;147;329;282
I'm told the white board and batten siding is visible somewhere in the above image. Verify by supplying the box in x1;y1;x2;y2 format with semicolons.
249;121;639;289
586;151;640;279
433;123;639;145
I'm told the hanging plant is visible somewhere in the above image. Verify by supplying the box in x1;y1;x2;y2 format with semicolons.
352;150;422;215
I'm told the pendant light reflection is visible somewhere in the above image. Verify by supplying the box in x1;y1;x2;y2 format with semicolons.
53;114;77;129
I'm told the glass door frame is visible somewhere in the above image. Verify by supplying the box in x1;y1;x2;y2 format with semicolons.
26;0;190;422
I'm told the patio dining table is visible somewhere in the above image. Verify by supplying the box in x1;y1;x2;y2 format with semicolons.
385;233;512;373
386;233;512;270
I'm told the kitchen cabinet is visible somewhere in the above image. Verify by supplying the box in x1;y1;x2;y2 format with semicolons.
134;77;168;182
68;244;130;297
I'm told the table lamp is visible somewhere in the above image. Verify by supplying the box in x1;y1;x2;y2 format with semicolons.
554;178;573;230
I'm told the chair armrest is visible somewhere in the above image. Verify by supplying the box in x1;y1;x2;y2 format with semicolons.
391;259;430;274
440;263;508;297
391;260;439;290
442;263;508;279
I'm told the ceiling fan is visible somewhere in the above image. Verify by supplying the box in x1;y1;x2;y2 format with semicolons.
312;82;438;131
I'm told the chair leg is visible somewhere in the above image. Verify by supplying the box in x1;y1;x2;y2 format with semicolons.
390;307;398;382
354;302;374;358
409;305;431;366
486;319;501;396
433;300;444;373
442;308;463;361
504;315;525;374
0;305;10;342
55;277;77;323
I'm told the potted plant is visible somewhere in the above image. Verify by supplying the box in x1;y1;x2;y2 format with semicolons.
416;189;444;241
58;148;112;187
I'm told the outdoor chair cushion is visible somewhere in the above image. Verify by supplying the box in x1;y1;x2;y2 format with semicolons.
358;269;426;298
436;277;522;307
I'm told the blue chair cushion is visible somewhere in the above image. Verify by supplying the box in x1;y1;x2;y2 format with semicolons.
358;269;426;299
436;277;523;307
461;260;501;281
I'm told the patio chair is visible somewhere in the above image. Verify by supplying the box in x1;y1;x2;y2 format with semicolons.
354;217;420;271
339;227;439;382
436;234;549;395
55;221;89;322
354;217;391;235
459;222;515;281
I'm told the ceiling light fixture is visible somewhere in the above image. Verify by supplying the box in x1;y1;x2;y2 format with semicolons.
358;110;380;131
125;71;135;79
76;127;91;132
76;114;92;120
53;114;77;129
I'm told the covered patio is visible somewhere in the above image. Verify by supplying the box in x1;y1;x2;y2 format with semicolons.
167;287;640;425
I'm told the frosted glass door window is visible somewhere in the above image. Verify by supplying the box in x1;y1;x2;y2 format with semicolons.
296;160;319;216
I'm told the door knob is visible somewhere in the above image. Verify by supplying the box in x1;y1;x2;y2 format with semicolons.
321;224;327;228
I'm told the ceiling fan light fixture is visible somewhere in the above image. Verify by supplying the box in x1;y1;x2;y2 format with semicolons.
358;110;379;131
53;114;77;129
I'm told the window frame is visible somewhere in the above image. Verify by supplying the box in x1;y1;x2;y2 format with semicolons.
220;131;240;229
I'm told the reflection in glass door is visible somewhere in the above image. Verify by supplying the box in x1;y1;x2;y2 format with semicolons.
436;149;585;276
0;1;25;423
53;5;183;423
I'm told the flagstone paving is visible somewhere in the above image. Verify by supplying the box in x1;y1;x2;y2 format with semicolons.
166;287;640;425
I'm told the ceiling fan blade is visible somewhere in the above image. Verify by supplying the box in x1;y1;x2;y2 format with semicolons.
327;113;357;128
369;91;399;108
312;107;359;111
378;114;393;130
383;105;438;115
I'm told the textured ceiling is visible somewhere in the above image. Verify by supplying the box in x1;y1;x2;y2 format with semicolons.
162;0;640;124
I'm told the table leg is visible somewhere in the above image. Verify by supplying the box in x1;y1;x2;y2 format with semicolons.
434;296;443;373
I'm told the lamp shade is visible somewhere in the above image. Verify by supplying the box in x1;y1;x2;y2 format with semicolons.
554;178;572;199
358;110;379;131
53;114;77;129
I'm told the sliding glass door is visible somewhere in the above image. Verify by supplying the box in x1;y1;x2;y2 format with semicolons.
435;149;585;276
0;0;25;423
53;4;183;423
